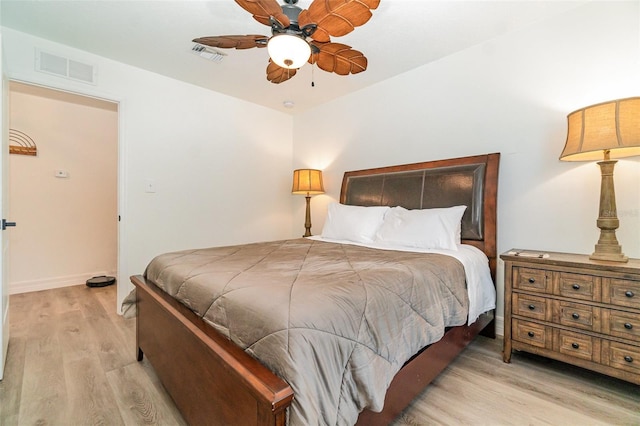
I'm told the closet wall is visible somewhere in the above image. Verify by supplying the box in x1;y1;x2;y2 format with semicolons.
8;82;117;293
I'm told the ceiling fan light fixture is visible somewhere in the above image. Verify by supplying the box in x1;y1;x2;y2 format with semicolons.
267;34;310;69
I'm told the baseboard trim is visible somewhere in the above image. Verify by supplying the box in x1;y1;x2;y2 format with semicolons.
9;271;117;295
495;315;504;337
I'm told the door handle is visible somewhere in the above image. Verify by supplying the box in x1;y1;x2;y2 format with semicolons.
2;219;16;230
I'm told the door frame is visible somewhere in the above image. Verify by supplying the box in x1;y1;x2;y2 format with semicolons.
1;33;9;380
5;77;126;313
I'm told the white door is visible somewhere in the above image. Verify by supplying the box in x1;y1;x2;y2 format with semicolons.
0;34;9;380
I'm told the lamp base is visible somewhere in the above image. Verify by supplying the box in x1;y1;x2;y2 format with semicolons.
590;237;628;262
302;195;312;238
589;160;628;263
590;251;628;263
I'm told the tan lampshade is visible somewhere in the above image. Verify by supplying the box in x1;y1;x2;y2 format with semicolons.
560;97;640;162
292;169;324;195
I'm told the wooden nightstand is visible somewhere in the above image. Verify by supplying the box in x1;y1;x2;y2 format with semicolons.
501;250;640;385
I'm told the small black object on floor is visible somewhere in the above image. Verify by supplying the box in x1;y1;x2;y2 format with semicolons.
86;275;116;288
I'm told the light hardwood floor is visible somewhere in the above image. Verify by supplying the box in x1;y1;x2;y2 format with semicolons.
0;284;638;425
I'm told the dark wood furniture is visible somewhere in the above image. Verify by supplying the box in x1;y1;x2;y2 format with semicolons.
132;152;500;425
502;250;640;385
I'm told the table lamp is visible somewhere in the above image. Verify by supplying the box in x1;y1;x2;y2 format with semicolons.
560;97;640;262
292;169;324;237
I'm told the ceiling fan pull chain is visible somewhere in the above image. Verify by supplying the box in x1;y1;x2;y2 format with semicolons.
311;53;315;87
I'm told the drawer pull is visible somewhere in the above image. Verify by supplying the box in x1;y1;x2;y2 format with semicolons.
624;355;634;363
571;313;580;320
528;304;536;310
626;290;635;298
527;331;535;338
528;278;536;284
572;284;581;290
624;323;633;330
571;343;580;349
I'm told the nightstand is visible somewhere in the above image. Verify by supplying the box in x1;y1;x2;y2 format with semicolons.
501;250;640;385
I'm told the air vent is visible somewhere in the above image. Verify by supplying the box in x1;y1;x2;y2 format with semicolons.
192;44;226;63
35;49;97;85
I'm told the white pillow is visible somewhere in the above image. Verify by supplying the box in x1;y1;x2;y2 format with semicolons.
374;205;467;250
321;203;390;243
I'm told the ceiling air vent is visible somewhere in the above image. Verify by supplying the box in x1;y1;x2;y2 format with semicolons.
35;49;97;85
192;44;226;63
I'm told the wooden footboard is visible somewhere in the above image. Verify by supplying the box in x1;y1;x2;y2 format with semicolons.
132;275;294;426
134;274;493;425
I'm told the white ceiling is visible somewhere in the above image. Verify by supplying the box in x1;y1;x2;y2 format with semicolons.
1;0;587;114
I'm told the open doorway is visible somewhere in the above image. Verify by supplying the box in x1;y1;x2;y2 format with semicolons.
8;81;118;295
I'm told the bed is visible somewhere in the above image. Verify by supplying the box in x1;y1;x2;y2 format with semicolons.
131;152;500;425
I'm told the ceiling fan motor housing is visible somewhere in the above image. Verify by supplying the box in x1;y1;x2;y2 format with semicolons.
271;3;317;39
273;3;300;31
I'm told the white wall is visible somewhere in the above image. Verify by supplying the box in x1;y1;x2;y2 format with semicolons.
9;82;118;293
2;28;295;309
292;1;640;334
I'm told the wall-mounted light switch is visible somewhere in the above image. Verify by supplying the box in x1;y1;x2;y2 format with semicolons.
144;179;157;193
55;170;69;178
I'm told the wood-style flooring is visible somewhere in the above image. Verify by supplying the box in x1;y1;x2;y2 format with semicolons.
0;284;638;425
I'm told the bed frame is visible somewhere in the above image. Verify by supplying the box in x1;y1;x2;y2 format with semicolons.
132;152;500;425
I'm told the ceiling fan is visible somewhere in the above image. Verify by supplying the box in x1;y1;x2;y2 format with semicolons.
193;0;381;84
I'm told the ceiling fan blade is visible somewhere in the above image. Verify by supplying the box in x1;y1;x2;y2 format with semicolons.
235;0;291;28
193;35;268;49
266;60;297;84
299;0;380;43
310;42;367;75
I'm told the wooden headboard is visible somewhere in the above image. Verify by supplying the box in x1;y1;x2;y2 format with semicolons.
340;153;500;279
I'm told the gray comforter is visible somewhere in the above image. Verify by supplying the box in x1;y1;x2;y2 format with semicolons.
143;238;469;425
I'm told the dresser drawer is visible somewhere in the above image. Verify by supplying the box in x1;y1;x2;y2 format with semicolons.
513;293;550;321
552;300;600;332
603;310;640;342
512;319;550;349
554;329;599;362
604;278;640;309
514;267;550;293
557;272;598;302
605;341;640;375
